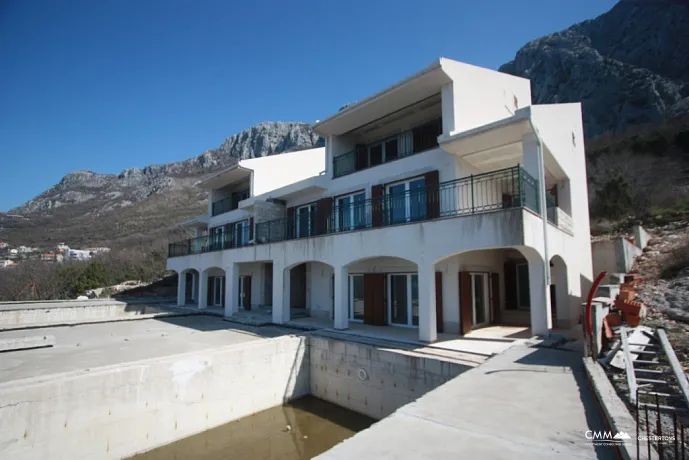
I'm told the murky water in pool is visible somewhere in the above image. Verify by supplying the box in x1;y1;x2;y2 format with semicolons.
128;397;375;460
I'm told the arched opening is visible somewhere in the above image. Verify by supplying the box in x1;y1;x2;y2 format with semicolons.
549;255;568;329
434;247;543;338
283;261;335;324
342;256;420;329
201;266;226;310
178;268;200;307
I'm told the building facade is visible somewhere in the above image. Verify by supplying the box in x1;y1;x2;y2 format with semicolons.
167;58;592;342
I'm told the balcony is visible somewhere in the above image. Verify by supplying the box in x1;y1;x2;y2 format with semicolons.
211;191;249;217
169;166;542;257
332;118;442;178
168;224;251;258
168;166;543;257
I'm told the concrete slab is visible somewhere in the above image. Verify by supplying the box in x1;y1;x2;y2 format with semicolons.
0;335;55;352
0;316;290;383
317;342;617;460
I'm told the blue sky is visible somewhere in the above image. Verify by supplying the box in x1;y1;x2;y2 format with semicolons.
0;0;618;212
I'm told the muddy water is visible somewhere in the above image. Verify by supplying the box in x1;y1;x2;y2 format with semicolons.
128;397;375;460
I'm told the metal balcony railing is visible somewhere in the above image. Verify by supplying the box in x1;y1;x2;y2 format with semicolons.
169;166;543;258
211;190;249;217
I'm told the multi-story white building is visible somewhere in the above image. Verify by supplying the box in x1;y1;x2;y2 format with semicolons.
167;57;592;342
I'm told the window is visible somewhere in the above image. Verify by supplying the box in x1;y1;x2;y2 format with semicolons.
386;177;427;225
387;273;419;327
516;263;531;309
335;192;366;231
296;203;317;238
349;274;365;321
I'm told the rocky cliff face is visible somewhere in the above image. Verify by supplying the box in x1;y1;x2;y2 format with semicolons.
500;0;689;137
11;122;322;216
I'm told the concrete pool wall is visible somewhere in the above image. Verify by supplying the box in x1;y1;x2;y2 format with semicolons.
0;333;468;460
0;299;179;330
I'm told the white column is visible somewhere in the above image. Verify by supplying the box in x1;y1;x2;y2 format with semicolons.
418;264;437;343
528;258;552;335
198;271;208;309
333;265;349;330
272;264;290;324
177;271;187;307
224;263;238;317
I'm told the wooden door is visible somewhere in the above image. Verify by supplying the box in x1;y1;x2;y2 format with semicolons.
243;276;252;311
364;274;386;325
459;272;472;335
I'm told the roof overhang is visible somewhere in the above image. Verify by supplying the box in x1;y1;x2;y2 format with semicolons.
240;175;327;209
313;59;451;137
181;215;209;228
197;164;252;190
438;108;566;182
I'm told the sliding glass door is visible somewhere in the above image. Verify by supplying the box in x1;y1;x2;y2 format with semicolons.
296;204;317;238
387;273;419;326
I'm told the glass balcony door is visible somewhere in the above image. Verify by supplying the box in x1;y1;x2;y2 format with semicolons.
336;192;366;232
296;204;317;238
387;177;427;225
387;273;419;327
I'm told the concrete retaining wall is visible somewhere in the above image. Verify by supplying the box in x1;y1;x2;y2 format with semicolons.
309;336;468;420
0;300;178;330
0;335;310;460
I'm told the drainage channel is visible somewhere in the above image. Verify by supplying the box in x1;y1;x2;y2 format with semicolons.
127;396;375;460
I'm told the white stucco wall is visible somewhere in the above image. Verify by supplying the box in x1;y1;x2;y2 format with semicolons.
241;147;326;197
306;262;333;320
441;59;532;135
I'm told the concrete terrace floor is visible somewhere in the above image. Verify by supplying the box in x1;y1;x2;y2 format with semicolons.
317;341;616;460
0;316;289;383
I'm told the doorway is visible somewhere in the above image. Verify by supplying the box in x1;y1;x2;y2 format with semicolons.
387;273;419;327
238;275;252;310
209;276;224;307
470;273;490;327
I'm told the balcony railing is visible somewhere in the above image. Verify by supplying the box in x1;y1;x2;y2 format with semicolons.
168;225;251;258
211;191;249;217
169;166;542;257
332;118;442;178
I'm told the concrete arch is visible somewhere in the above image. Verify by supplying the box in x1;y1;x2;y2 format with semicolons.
342;255;418;270
431;245;550;336
283;259;334;272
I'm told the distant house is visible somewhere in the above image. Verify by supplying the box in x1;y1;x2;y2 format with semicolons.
9;249;18;255
17;246;37;253
56;243;70;252
0;259;16;269
85;247;110;255
67;249;93;261
0;242;8;249
40;253;64;263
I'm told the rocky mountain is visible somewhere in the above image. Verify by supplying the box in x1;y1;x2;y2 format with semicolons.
1;122;321;248
10;122;322;216
499;0;689;137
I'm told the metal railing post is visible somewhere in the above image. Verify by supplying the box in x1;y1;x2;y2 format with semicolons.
518;166;523;208
470;174;475;213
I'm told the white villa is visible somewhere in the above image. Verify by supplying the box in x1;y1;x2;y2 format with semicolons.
166;57;592;342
